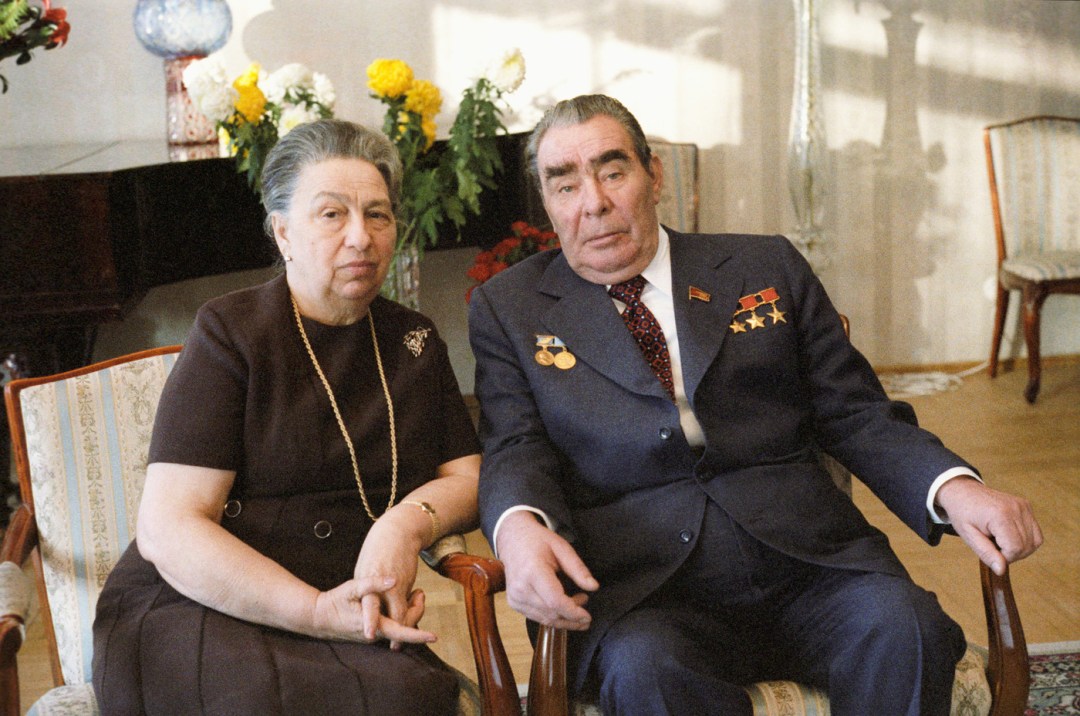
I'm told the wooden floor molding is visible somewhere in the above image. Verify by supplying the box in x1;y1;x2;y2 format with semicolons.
873;351;1080;376
12;361;1080;710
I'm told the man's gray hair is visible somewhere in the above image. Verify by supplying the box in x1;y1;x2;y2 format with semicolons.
525;94;653;190
260;119;403;240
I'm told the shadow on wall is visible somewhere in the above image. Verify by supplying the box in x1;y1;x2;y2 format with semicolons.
855;6;943;365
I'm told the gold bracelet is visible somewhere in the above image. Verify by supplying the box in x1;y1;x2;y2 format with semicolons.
401;500;439;546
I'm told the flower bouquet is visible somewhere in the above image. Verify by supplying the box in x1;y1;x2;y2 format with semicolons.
0;0;70;93
183;58;336;193
366;49;526;306
465;221;560;302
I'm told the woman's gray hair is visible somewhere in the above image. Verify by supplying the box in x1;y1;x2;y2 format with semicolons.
524;94;653;190
260;118;403;240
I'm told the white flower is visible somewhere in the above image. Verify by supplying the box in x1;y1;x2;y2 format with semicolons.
197;84;239;124
182;56;229;106
312;72;336;109
264;62;314;104
277;104;321;136
486;48;526;93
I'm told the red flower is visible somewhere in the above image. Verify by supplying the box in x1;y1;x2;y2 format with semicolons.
492;237;522;257
44;6;71;48
465;221;561;302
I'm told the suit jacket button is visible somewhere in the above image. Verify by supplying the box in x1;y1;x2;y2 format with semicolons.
314;520;333;539
659;427;673;440
678;529;693;544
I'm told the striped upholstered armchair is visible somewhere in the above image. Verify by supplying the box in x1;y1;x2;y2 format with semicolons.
0;347;482;716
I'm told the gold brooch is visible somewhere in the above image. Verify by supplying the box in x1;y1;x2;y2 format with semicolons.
730;287;787;334
403;327;430;357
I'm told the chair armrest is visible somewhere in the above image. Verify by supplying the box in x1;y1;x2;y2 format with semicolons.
0;505;36;568
981;562;1029;716
424;535;520;716
0;504;38;716
527;625;569;716
420;534;469;570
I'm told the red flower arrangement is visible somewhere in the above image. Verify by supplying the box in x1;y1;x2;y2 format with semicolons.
0;0;71;94
465;221;559;302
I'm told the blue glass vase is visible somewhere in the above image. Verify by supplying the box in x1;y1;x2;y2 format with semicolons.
133;0;232;147
133;0;232;59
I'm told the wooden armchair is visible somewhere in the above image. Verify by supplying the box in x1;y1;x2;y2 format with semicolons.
432;316;1029;716
428;523;1029;716
0;347;486;716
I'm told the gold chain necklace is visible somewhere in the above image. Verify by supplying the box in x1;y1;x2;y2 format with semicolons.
290;295;398;522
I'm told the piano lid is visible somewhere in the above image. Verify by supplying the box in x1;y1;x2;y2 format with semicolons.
0;141;273;326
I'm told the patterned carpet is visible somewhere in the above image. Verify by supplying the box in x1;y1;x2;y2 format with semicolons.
1027;641;1080;715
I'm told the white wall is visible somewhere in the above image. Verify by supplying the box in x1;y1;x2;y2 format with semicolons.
4;0;1079;392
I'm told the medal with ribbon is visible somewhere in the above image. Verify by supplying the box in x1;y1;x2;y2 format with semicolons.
535;335;576;370
729;287;787;334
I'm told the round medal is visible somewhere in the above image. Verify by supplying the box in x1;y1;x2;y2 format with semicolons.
554;350;576;370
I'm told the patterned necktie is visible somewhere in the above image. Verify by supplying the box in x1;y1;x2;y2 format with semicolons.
608;275;675;401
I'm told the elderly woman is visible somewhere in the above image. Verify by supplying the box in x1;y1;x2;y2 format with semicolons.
92;119;480;714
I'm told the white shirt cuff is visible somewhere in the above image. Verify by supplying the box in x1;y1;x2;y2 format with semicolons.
491;505;556;558
926;467;983;524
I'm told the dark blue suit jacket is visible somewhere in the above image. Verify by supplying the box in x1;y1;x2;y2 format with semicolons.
468;231;971;689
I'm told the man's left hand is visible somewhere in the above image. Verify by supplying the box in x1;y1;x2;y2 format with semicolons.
935;477;1043;575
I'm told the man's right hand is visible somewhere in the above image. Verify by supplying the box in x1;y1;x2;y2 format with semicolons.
496;510;599;630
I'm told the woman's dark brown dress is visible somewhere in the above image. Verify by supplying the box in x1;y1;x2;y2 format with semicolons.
92;275;480;715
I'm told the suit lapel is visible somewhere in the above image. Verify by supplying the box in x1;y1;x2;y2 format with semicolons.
669;231;743;406
538;255;670;400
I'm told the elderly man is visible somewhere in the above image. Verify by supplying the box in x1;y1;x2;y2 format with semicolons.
467;94;1041;716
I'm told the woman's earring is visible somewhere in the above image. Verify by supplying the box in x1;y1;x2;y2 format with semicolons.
283;253;293;262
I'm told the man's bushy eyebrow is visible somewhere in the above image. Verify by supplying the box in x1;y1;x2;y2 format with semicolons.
542;149;633;182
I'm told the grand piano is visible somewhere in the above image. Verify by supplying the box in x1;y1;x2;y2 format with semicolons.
0;141;274;379
0;134;539;520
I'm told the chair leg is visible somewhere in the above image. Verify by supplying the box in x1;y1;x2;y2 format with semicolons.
1020;284;1048;403
988;283;1009;378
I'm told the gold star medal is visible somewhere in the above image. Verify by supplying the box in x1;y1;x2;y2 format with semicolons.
745;312;766;329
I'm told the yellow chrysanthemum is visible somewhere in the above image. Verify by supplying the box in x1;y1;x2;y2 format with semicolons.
218;127;236;156
395;110;413;140
234;83;267;123
367;59;414;99
233;62;261;90
404;79;442;119
229;63;266;122
421;116;437;149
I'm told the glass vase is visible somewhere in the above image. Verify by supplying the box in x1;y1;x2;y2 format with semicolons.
383;243;422;311
133;0;232;148
133;0;232;59
788;0;829;272
164;56;219;146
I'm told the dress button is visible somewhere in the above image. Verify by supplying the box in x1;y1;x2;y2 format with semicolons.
223;499;242;518
313;520;333;539
659;427;673;440
678;529;693;544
